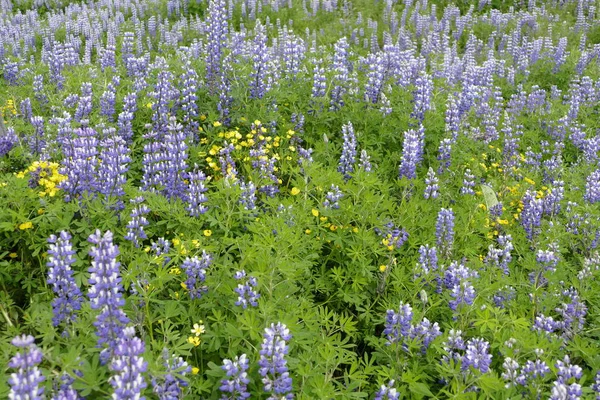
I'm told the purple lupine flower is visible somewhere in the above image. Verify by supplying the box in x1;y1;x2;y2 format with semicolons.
108;327;148;400
33;74;48;105
415;245;438;276
520;190;543;241
100;45;116;71
330;37;350;110
219;142;238;183
239;181;257;211
249;146;280;197
163;118;189;200
516;359;550;385
398;125;425;180
63;94;79;109
442;329;465;363
217;55;234;126
258;323;293;399
0;126;18;157
585;169;600;204
323;184;343;209
74;83;93;122
151;69;179;137
411;72;433;122
533;315;561;335
151;238;171;265
437;138;453;174
410;318;442;350
97;133;130;210
445;95;460;141
250;20;271;100
51;372;81;400
152;349;191;400
338;122;357;180
484;234;513;275
501;357;520;388
47;231;83;329
374;380;399;400
358;150;372;172
461;338;492;374
29;116;46;155
234;270;260;309
124;199;150;248
179;59;200;141
88;230;130;364
424;168;439;199
220;354;251;399
186;165;208;217
141;128;166;193
383;303;413;345
592;371;600;399
8;335;45;400
121;32;135;67
556;288;587;339
181;252;212;299
436;208;455;257
20;98;32;122
205;0;229;92
100;84;118;122
59;127;99;202
282;31;305;79
460;169;475;195
311;59;326;99
449;281;476;311
550;381;582;400
378;222;409;250
543;181;564;216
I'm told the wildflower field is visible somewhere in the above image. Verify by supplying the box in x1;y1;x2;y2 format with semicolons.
2;0;600;398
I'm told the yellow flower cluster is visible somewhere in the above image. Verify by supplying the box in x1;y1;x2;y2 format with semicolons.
17;161;67;197
187;321;205;347
204;120;297;176
1;99;17;119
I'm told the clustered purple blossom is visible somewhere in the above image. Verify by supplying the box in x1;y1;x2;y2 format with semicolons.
424;167;439;199
377;221;409;250
374;380;399;400
258;323;293;399
124;198;150;248
338;121;357;180
443;331;492;375
220;354;251;400
47;231;83;329
234;270;260;309
398;125;425;180
436;208;455;257
108;327;148;400
185;165;209;217
8;335;45;400
181;251;212;299
520;190;543;241
460;169;475;195
383;302;442;352
323;184;343;209
152;349;191;400
87;230;130;364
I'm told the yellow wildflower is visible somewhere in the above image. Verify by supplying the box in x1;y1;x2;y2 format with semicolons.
312;209;319;217
19;221;33;230
188;336;201;346
203;230;212;237
290;187;300;195
379;265;387;272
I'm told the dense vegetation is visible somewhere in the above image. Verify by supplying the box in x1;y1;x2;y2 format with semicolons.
1;0;600;398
